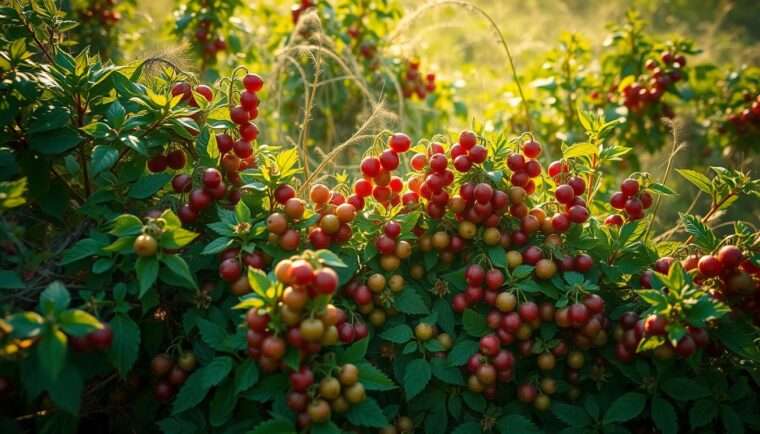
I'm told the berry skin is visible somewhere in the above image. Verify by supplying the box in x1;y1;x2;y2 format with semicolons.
360;157;381;178
469;145;488;164
216;134;234;154
219;259;242;282
507;153;525;171
479;335;500;356
178;204;198;224
459;130;477;149
240;122;259;141
605;214;624;226
242;73;264;92
274;185;296;204
620;179;640;197
172;174;192;193
166;150;186;169
567;176;586;195
189;189;212;211
379;149;400;171
624;198;643;216
698;255;722;277
610;192;626;209
233;139;253;159
388;132;411;153
555;185;575;204
147;155;168;173
202;168;222;188
717;245;744;269
230;106;250;125
522;140;541;158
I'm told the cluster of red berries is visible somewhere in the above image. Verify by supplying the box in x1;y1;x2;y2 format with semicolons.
613;310;708;362
147;148;187;173
217;246;270;295
373;220;412;272
266;184;305;251
176;167;241;224
226;73;263;158
291;0;315;24
68;321;113;352
150;352;198;401
401;60;436;100
619;51;685;118
355;133;412;208
80;0;121;24
194;19;226;60
287;363;366;430
464;335;515;400
170;82;214;108
507;138;543;195
332;304;368;344
451;264;507;313
307;184;358;249
607;178;652;224
344;272;404;327
721;92;760;135
245;256;340;373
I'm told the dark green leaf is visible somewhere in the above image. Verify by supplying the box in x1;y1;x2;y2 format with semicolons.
402;359;431;400
462;309;489;337
106;313;141;377
345;398;388;428
603;392;646;423
380;324;413;344
651;397;677;434
128;173;171;199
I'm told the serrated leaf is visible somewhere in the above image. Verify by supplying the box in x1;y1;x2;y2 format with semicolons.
380;324;413;344
447;340;479;366
161;254;197;289
172;356;233;414
651;396;678;434
197;319;230;352
714;319;760;360
689;399;717;429
647;182;676;196
402;359;431;400
340;337;369;363
679;213;719;251
496;414;541;434
462;309;489;337
357;362;396;391
345;397;388;428
552;404;591;427
128;173;171;199
563;142;598;159
106;314;140;377
393;287;429;315
604;392;646;423
430;358;464;385
677;169;712;194
720;405;744;434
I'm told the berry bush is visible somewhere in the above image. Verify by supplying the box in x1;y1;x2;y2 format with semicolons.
0;1;759;434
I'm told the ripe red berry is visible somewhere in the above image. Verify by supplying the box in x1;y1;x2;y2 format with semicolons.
547;160;569;180
216;133;234;154
574;254;594;273
384;221;401;238
551;212;570;232
522;140;541;158
453;155;473;172
202;168;222;188
640;192;653;209
624;198;643;216
230;105;250;125
388;132;411;153
242;73;264;92
523;160;541;178
379;149;400;171
459;130;477;150
568;205;589;224
507;153;525;171
429;153;448;173
605;214;624;226
166;150;187;170
240;91;260;110
479;335;500;356
219;258;242;282
89;324;113;349
410;153;427;171
172;174;192;193
274;185;296;204
195;85;213;102
465;264;485;285
582;293;604;314
698;255;722;277
717;245;744;269
555;184;575;204
474;183;494;204
469;145;488;164
360;157;381;177
240;122;259;142
610;192;626;209
178;204;199;224
643;315;668;335
189;189;212;211
567;176;586;195
313;268;338;295
568;303;589;325
518;302;539;322
147;155;168;173
233;139;253;159
620;178;640;197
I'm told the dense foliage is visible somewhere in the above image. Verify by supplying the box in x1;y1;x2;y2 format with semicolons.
1;1;759;434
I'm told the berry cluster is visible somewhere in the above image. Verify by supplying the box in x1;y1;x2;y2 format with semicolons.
287;363;366;430
194;19;226;61
176;167;242;225
343;272;405;327
722;93;760;135
373;220;412;272
266;184;305;251
68;321;113;352
245;255;340;373
80;0;121;25
619;51;686;118
307;184;358;249
356;133;412;208
150;352;198;401
401;60;436;100
227;73;263;158
147;148;188;173
464;335;515;400
608;177;653;223
507;138;543;195
334;306;368;344
692;247;757;319
217;246;270;295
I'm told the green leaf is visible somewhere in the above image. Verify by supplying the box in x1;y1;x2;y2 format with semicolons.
496;414;541;434
393;288;429;315
340;337;370;364
402;359;431;400
248;267;273;299
61;238;106;264
311;421;341;434
462;309;489;337
452;422;482;434
196;319;230;352
209;378;236;427
720;405;744;434
58;309;101;336
380;324;414;344
646;182;676;196
7;311;44;338
106;313;141;377
90;145;118;175
563;142;598;159
40;281;70;315
677;169;713;194
47;363;83;415
552;404;591;427
430;358;464;385
162;228;198;249
242;373;288;402
202;237;232;255
248;419;295;434
447;339;479;366
234;201;251;223
110;214;143;237
603;392;646;423
714;319;760;360
679;213;719;251
29;127;82;154
172;357;233;414
38;328;67;377
234;358;259;394
345;397;388;428
128;173;171;199
161;254;198;289
651;396;678;434
689;399;717;429
136;256;159;297
0;270;24;289
357;362;396;391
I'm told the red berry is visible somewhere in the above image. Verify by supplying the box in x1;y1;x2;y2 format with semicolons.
178;204;198;224
147;155;168;173
567;176;586;195
568;303;589;325
624;198;643;216
555;184;575;204
640;192;653;209
459;130;477;150
230;106;250;125
240;91;260;110
240;122;259;142
242;73;264;92
453;155;473;172
610;192;626;209
202;168;222;188
216;134;234;154
360;157;381;177
219;258;242;282
620;179;640;197
469;145;488;164
411;154;427;171
429;153;448;173
574;254;594;273
274;185;296;204
166;150;186;170
717;245;744;269
518;302;539;322
474;183;494;204
479;335;500;356
189;189;212;211
605;214;624;226
568;205;589;224
89;324;113;349
698;255;722;277
551;212;570;232
172;174;192;193
522;140;541;158
233;139;253;159
379;149;400;171
507;153;525;171
524;160;541;178
195;85;213;102
465;264;485;285
388;133;411;153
